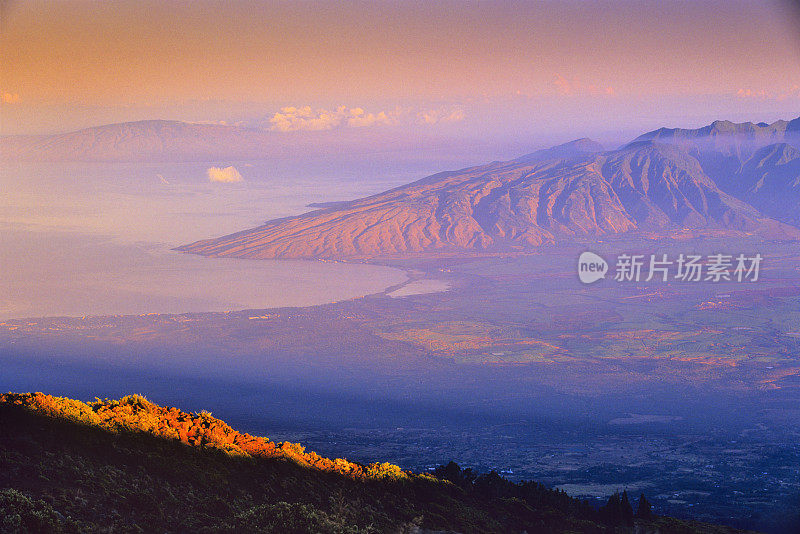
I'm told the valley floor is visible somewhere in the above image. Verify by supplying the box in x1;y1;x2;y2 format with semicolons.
1;237;799;531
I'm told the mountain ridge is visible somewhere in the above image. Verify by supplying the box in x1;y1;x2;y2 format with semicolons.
634;117;800;146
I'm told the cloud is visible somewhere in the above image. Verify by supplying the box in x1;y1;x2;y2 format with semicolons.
736;88;770;100
736;85;800;101
269;106;346;132
267;104;463;131
416;106;465;125
553;74;613;96
268;105;400;131
346;107;393;127
1;92;20;104
207;166;243;183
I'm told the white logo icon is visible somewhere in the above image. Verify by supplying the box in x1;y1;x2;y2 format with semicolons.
578;252;608;284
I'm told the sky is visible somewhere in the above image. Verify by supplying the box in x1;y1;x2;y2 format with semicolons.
1;0;799;146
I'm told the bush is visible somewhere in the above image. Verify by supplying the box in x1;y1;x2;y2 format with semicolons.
226;501;362;533
365;462;407;480
0;488;76;534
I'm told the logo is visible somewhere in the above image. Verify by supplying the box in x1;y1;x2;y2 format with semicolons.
578;251;608;284
577;252;763;284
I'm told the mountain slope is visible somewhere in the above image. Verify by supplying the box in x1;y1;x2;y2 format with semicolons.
0;392;753;533
178;137;797;260
734;143;800;225
514;137;605;163
632;118;800;226
598;141;763;231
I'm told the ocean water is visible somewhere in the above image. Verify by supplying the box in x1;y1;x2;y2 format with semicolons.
0;231;410;320
0;156;441;320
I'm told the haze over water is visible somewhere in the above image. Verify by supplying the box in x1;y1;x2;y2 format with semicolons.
0;155;463;320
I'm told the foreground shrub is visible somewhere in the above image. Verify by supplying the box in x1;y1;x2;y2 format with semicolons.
225;501;364;534
0;489;77;534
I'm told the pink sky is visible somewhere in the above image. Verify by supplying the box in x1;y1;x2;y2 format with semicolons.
1;0;798;141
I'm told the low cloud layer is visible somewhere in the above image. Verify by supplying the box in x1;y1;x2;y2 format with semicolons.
270;106;343;132
346;107;393;128
207;166;243;183
268;105;465;132
268;106;396;132
736;85;800;101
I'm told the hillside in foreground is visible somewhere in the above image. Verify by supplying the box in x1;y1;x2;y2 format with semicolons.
0;392;755;533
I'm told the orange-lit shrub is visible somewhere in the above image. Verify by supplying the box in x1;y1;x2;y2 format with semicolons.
0;392;408;482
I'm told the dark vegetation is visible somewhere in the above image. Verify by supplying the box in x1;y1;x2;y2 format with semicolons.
0;393;755;533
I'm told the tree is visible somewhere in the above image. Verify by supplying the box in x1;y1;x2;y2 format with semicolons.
461;467;477;486
434;462;479;489
636;493;654;520
620;490;634;525
599;491;634;526
599;492;621;525
434;461;464;486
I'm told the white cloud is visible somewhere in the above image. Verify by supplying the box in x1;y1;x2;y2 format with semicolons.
269;105;465;132
1;92;20;104
269;105;350;132
207;166;243;183
268;105;399;131
346;107;393;127
266;104;466;131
